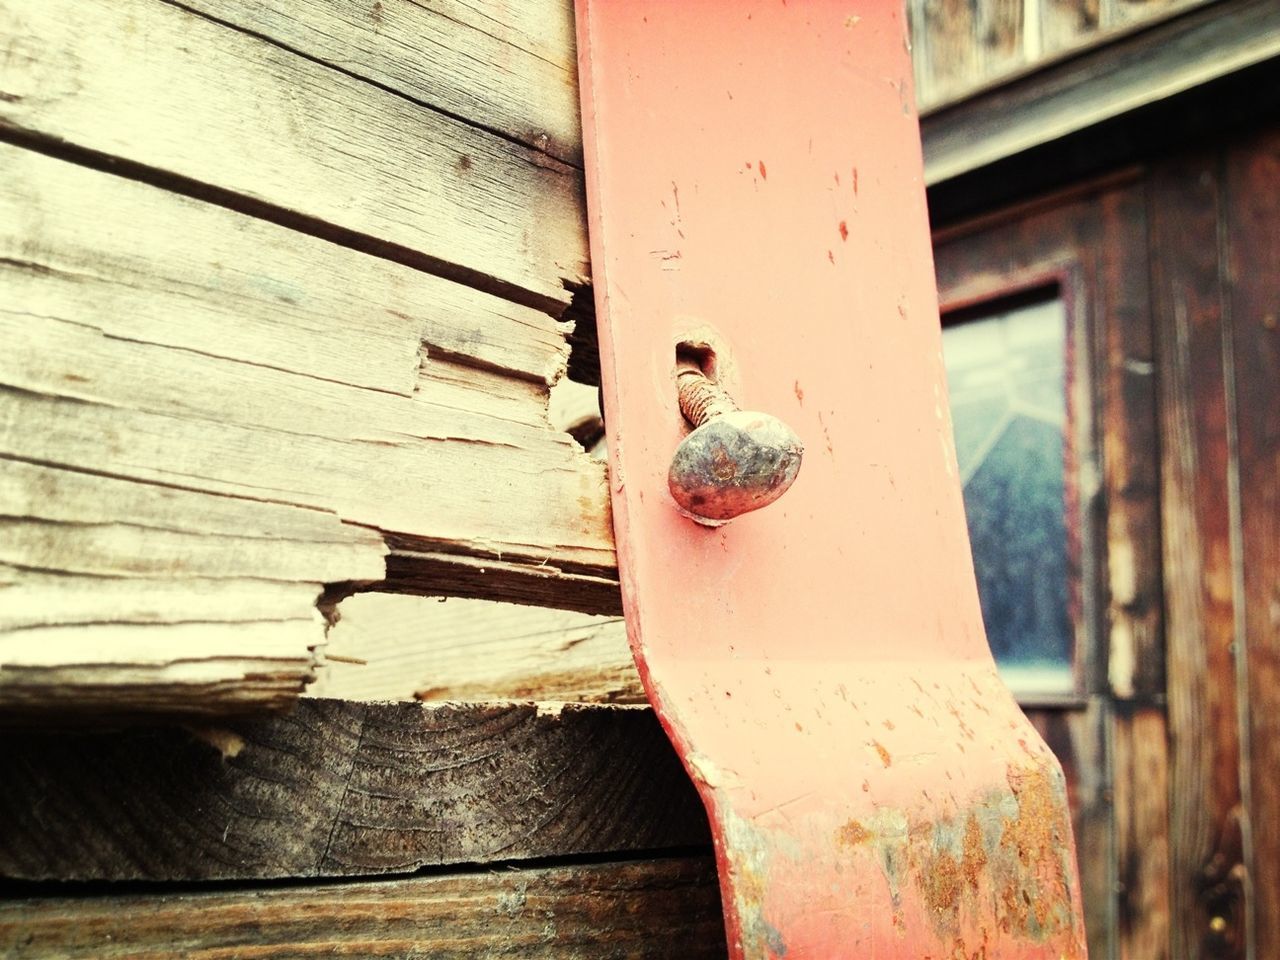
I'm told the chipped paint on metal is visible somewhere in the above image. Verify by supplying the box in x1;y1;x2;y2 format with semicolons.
831;757;1085;955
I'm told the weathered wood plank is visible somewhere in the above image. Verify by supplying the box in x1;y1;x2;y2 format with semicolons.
1224;125;1280;960
1039;0;1102;56
0;857;727;959
977;0;1026;85
178;0;582;167
0;699;709;882
1113;707;1171;959
0;0;589;309
0;456;386;714
1103;0;1205;29
1150;153;1248;960
0;144;616;616
313;594;638;704
1096;188;1164;700
912;0;980;108
921;0;1280;183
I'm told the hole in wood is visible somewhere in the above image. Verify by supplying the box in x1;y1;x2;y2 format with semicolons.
549;377;606;457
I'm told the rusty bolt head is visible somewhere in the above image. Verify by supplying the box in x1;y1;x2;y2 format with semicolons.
668;410;804;525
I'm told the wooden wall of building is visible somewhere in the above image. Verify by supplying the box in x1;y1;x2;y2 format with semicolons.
2;0;1278;956
908;0;1214;110
931;125;1280;960
0;0;618;718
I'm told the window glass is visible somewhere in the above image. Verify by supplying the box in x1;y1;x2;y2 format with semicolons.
942;297;1074;696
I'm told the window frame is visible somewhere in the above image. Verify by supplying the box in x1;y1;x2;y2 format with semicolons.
939;265;1095;709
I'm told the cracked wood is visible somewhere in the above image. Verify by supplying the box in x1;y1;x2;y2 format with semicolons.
312;594;639;704
0;141;616;715
0;0;589;309
0;699;709;882
176;0;583;167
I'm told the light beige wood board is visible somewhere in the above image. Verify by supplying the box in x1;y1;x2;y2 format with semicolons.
0;459;386;714
0;144;615;713
313;594;639;703
910;0;1218;114
178;0;583;166
0;0;589;309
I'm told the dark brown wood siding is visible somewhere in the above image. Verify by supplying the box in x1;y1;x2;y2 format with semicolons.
933;120;1280;960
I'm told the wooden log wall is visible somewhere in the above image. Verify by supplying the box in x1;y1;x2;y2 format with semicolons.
0;700;709;882
0;0;618;716
0;4;713;954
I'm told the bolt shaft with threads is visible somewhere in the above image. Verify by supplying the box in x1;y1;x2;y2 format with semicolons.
676;360;738;425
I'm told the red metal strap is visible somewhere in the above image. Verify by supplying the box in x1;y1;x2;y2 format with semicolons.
577;2;1088;956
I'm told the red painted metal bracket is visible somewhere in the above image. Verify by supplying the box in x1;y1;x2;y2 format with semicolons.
576;2;1088;957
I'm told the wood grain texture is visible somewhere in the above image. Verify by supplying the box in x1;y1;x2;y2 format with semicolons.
312;594;638;704
0;459;384;715
1113;707;1171;959
912;0;979;108
1224;125;1280;960
0;0;588;309
1150;153;1247;960
977;0;1026;85
1039;0;1102;55
920;0;1280;182
0;857;727;959
177;0;583;167
1104;0;1200;29
1096;187;1164;700
0;140;618;714
0;699;709;882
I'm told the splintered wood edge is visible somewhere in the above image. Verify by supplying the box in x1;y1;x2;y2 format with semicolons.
313;595;640;704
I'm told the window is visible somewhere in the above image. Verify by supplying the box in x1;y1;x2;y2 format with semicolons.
942;295;1077;697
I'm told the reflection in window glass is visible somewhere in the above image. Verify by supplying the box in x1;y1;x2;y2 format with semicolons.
942;298;1074;696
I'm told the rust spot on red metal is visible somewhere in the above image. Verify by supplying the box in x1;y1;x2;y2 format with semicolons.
837;819;872;847
870;739;892;767
919;846;963;918
836;758;1084;956
962;813;988;888
838;220;849;241
994;763;1076;939
758;160;767;179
